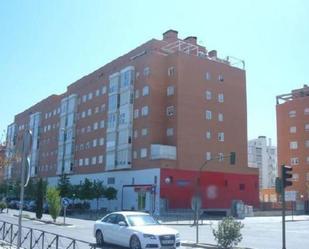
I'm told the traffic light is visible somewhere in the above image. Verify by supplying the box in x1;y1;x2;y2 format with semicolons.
282;165;293;188
230;152;236;165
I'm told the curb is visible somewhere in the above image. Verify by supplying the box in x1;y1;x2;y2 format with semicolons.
12;214;74;226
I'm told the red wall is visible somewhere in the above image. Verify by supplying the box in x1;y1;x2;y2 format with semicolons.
160;168;259;209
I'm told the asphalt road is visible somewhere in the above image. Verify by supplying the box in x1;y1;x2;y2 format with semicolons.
1;209;309;249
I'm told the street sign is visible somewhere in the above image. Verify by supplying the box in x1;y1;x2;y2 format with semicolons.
62;198;70;207
285;191;297;201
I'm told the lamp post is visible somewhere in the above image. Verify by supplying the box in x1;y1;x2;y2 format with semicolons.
193;152;236;244
17;129;32;249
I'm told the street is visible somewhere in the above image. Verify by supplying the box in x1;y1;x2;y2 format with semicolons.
1;210;309;249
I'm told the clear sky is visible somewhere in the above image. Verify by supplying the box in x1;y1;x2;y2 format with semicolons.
1;0;309;145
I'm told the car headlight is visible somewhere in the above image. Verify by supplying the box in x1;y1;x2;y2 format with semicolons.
143;234;156;240
175;233;180;238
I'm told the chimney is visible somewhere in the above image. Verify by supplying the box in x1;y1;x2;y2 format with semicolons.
208;50;217;58
184;36;197;45
163;29;178;41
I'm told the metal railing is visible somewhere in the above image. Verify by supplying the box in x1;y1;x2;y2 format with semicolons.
0;220;97;249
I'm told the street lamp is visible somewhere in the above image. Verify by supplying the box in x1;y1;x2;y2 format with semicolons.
17;129;32;249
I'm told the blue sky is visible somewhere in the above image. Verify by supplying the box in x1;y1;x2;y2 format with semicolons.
1;0;309;145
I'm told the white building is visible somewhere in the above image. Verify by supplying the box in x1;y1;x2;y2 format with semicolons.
248;136;277;189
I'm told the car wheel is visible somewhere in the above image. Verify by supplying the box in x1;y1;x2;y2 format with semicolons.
130;235;141;249
96;230;104;246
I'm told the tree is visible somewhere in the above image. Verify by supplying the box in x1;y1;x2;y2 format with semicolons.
104;187;117;210
80;178;94;201
57;173;72;198
212;216;244;249
46;187;61;222
25;178;37;200
93;180;105;212
36;178;44;219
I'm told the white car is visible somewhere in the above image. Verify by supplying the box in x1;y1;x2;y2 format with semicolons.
94;211;180;249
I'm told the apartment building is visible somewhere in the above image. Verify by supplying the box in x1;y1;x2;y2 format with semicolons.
0;145;5;181
248;136;277;196
277;85;309;201
5;30;259;213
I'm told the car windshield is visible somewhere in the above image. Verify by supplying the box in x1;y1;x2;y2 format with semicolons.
127;215;159;226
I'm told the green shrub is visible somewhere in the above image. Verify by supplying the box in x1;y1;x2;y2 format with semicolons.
46;187;61;222
212;216;244;249
0;201;7;212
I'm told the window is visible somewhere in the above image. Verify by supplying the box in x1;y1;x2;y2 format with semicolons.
79;159;83;166
218;153;224;161
290;141;298;149
289;110;296;118
99;137;104;146
305;108;309;115
218;132;224;142
92;156;97;165
206;152;211;160
167;86;175;96
93;122;98;130
205;91;212;100
218;93;224;103
141;128;148;136
306;140;309;148
140;148;148;158
218;74;224;82
101;86;107;95
108;95;118;112
218;113;224;122
292;173;299;181
141;106;149;116
134;130;138;139
98;155;104;164
84;158;89;166
81;127;85;133
108;113;117;130
142;86;150;96
87;126;91;133
205;110;212;120
135;89;139;99
307;157;309;164
82;95;87;103
88;92;93;100
306;172;309;181
106;132;116;149
107;177;115;184
166;128;174;136
206;131;211;140
166;106;175;116
205;72;211;80
168;67;175;76
87;109;92;116
100;120;105;128
100;104;106;112
96;89;100;96
134;109;139;119
305;124;309;131
133;151;137;159
94;106;99;113
290;126;297;133
143;67;150;76
290;157;299;165
93;139;97;147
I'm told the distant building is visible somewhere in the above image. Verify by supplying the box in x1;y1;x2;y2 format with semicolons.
248;136;277;195
277;85;309;201
5;30;259;213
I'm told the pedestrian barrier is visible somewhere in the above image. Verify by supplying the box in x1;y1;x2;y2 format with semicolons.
0;220;97;249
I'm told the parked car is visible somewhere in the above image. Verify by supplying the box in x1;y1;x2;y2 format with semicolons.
94;211;180;249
